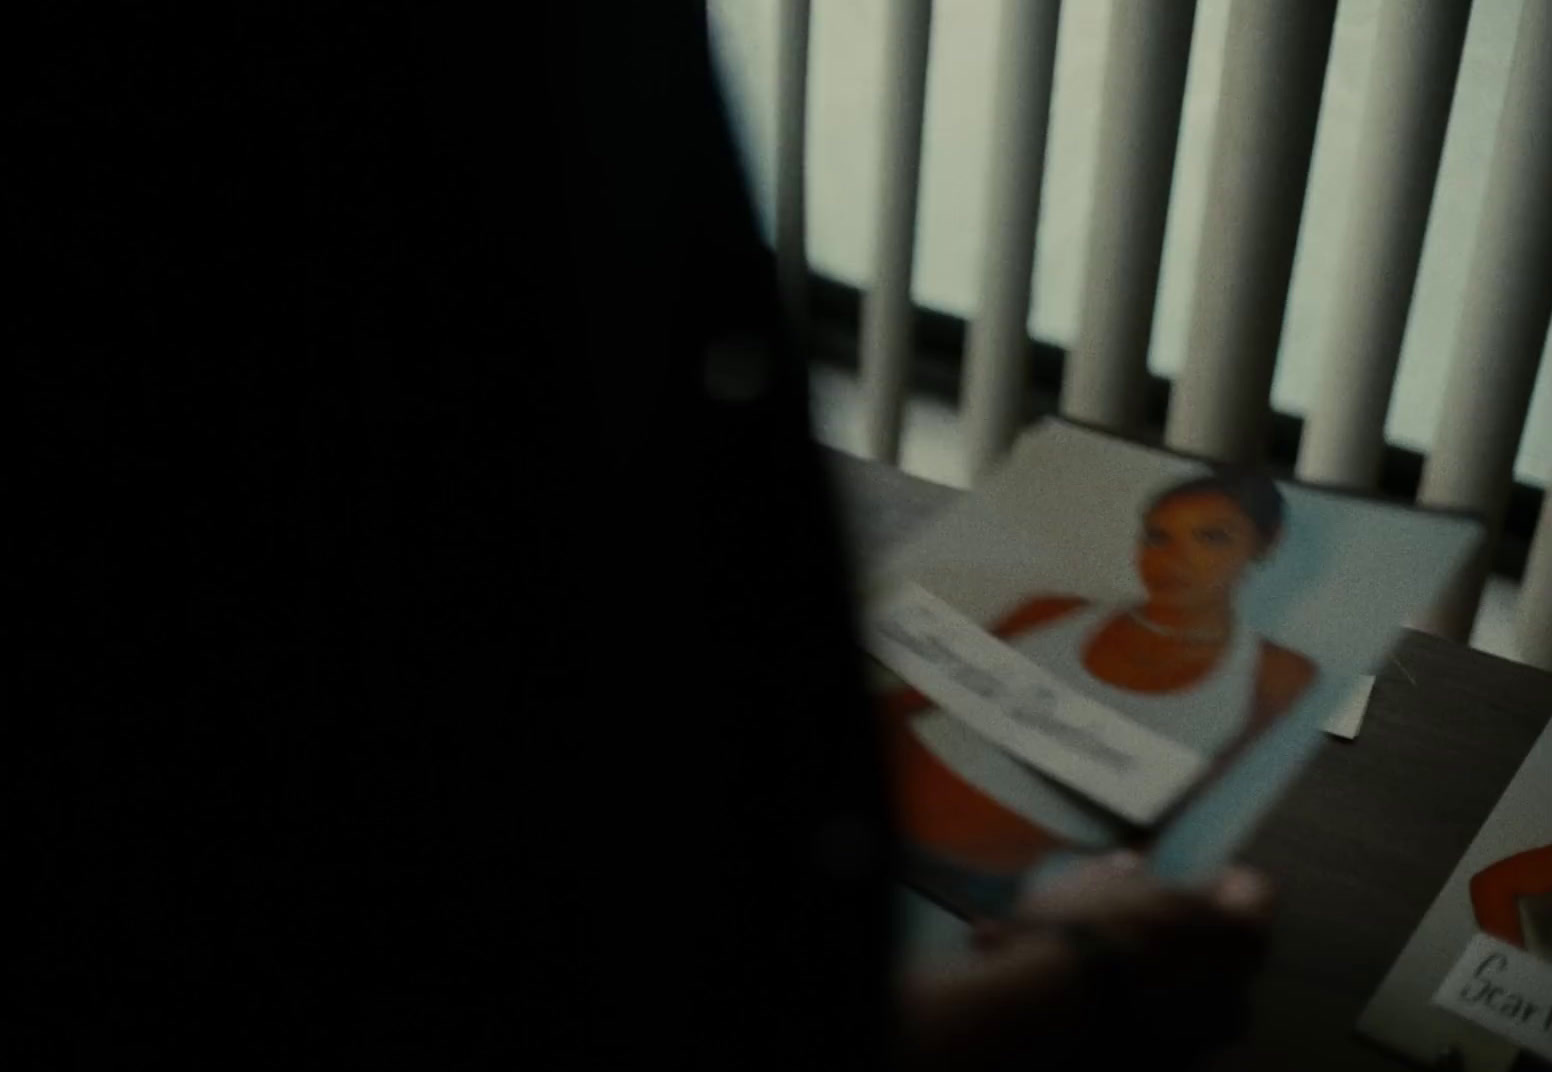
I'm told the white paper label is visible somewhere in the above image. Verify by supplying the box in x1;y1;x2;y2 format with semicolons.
1322;674;1374;740
1432;933;1552;1062
863;582;1208;825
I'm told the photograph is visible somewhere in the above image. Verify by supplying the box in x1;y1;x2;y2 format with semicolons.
867;421;1481;916
1361;722;1552;1072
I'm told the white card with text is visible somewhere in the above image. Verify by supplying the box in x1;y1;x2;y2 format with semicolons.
1433;933;1552;1063
864;581;1208;825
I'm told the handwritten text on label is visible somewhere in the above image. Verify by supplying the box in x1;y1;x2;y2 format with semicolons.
863;582;1207;825
1433;933;1552;1062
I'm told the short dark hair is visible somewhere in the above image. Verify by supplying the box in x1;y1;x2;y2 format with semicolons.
1147;470;1285;547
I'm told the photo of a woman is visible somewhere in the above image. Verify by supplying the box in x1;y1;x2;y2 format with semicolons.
884;471;1318;899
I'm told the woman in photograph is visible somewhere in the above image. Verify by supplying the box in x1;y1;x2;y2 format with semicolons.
884;470;1317;896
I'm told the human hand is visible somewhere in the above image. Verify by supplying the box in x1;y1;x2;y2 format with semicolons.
898;852;1274;1071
